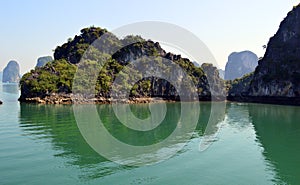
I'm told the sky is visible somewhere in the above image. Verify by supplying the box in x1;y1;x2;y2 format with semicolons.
0;0;299;74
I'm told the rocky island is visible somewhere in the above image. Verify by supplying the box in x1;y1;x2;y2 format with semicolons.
19;27;225;104
2;60;20;83
228;4;300;105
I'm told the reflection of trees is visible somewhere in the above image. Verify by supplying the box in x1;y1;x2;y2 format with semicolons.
196;102;225;135
19;104;127;180
19;102;300;182
225;103;252;130
97;103;180;146
19;103;221;178
197;102;225;151
98;102;224;146
249;104;300;184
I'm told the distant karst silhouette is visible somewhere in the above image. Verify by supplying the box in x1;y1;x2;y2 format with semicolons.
225;51;258;80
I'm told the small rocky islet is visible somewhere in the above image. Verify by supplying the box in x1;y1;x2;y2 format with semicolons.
17;4;300;105
2;60;20;83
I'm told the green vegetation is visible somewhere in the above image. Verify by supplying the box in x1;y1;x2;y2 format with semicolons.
20;59;76;97
20;26;224;100
227;72;254;96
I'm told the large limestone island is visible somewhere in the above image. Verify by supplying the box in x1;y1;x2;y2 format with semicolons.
2;60;20;83
228;4;300;105
224;51;258;80
19;27;225;104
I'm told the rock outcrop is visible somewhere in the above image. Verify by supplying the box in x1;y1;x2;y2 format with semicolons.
36;56;53;67
227;72;254;100
2;60;20;83
228;4;300;105
225;51;258;80
201;63;226;100
19;27;226;104
248;5;300;98
0;71;2;82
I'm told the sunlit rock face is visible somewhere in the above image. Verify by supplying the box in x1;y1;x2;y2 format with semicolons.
227;5;300;105
249;5;300;97
224;51;258;80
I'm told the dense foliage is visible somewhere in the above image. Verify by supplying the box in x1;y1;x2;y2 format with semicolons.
227;72;254;97
20;59;76;98
20;26;225;101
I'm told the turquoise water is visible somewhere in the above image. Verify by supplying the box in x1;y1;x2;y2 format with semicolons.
1;83;300;184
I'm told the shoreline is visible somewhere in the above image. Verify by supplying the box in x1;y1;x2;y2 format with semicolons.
227;96;300;106
19;97;175;104
18;94;300;106
18;93;225;104
18;94;180;105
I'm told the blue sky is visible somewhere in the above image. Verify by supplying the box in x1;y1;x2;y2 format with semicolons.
0;0;299;74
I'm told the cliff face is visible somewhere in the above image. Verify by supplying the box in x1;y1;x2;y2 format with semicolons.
36;56;53;67
2;60;20;83
228;4;300;105
0;71;2;82
19;27;225;103
201;63;225;99
224;51;258;80
248;5;300;98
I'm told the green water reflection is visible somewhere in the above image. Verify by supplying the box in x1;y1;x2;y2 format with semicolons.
16;101;300;184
